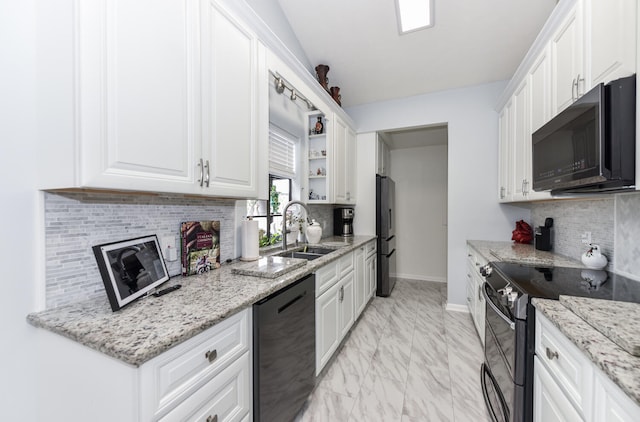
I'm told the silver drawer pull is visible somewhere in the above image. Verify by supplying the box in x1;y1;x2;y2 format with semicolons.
545;347;559;360
206;415;218;422
205;349;218;363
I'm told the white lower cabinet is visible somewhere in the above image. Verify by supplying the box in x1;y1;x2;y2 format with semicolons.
354;246;367;316
534;357;584;422
466;245;486;344
36;309;252;422
534;310;640;422
316;248;371;375
364;240;377;301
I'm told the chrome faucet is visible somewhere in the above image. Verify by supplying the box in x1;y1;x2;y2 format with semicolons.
281;200;311;251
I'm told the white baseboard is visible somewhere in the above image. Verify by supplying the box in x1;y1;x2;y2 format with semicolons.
445;303;470;313
392;273;447;283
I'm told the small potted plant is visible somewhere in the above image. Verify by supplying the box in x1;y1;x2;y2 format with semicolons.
269;185;280;214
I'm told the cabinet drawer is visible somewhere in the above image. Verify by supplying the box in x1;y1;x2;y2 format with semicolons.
159;352;251;422
365;241;376;258
315;260;339;297
140;309;250;418
338;252;354;278
535;311;593;419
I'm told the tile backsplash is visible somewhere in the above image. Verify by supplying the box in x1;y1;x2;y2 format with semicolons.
530;191;640;279
45;192;236;309
43;192;336;309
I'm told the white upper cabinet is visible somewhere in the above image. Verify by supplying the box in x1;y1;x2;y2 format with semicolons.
586;0;636;87
551;0;585;114
512;79;530;199
39;0;267;198
498;101;513;202
200;0;266;198
333;113;356;205
74;0;201;193
496;0;636;203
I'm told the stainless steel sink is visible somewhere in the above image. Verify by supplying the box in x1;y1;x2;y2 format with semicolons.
275;246;335;261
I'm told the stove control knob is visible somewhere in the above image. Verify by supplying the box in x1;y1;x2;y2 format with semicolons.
480;264;492;277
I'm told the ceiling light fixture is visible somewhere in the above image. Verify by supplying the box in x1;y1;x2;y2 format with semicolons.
395;0;434;34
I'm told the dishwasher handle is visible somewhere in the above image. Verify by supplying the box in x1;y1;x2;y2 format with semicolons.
278;292;306;314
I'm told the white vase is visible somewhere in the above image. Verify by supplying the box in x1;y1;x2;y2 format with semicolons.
305;219;322;244
581;244;608;270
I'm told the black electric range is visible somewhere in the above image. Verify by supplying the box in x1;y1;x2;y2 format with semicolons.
492;261;640;304
481;262;640;422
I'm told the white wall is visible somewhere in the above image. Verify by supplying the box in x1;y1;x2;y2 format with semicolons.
346;82;530;307
0;0;39;419
243;0;312;71
390;144;448;282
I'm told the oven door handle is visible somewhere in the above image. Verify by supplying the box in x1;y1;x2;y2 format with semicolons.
482;283;515;331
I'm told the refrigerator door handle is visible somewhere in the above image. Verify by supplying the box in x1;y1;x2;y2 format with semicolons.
386;249;396;258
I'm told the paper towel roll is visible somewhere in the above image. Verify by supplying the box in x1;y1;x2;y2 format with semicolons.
241;219;260;261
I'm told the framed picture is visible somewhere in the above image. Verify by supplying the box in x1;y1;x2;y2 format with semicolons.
93;235;170;312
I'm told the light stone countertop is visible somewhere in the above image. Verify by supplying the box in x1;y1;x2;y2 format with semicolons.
533;298;640;406
467;240;584;268
559;296;640;357
27;235;376;367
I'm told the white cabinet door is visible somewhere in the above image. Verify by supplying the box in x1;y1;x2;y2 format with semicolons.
498;101;513;202
339;272;355;338
333;115;348;203
354;246;366;317
512;79;530;200
200;0;266;198
316;281;341;374
534;357;584;422
365;253;377;301
587;0;636;87
527;48;552;201
76;0;201;193
345;126;357;203
593;369;640;422
551;0;585;114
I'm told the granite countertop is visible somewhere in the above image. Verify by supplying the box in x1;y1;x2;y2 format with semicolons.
533;298;640;406
467;240;584;268
27;235;376;367
559;296;640;357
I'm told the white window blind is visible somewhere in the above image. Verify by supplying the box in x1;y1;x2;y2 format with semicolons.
269;124;297;178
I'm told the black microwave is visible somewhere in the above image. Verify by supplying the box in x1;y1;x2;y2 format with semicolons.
532;75;636;194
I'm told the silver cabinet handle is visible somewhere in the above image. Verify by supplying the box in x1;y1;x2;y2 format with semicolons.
206;415;218;422
576;74;584;98
198;158;204;187
545;347;559;360
205;349;217;363
500;186;505;199
521;180;525;196
571;77;577;102
339;286;344;302
204;160;210;187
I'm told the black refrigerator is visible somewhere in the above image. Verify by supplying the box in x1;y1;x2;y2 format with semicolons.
376;175;396;296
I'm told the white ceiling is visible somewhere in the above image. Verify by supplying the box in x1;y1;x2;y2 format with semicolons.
277;0;557;108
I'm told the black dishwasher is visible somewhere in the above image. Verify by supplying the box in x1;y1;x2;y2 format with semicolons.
253;273;315;422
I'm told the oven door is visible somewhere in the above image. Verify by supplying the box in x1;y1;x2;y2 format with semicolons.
482;327;511;422
483;282;516;377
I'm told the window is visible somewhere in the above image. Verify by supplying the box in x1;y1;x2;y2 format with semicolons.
248;176;292;246
247;123;300;246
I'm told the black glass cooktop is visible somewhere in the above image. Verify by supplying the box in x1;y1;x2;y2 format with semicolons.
491;262;640;304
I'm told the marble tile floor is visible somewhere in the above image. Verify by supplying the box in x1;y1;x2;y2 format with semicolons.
295;278;492;422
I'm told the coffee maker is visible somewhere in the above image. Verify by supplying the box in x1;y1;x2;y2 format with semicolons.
334;208;354;237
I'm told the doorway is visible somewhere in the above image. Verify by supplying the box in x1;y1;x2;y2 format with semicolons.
379;124;448;283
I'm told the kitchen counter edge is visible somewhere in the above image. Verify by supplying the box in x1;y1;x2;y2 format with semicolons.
27;235;376;367
532;298;640;407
